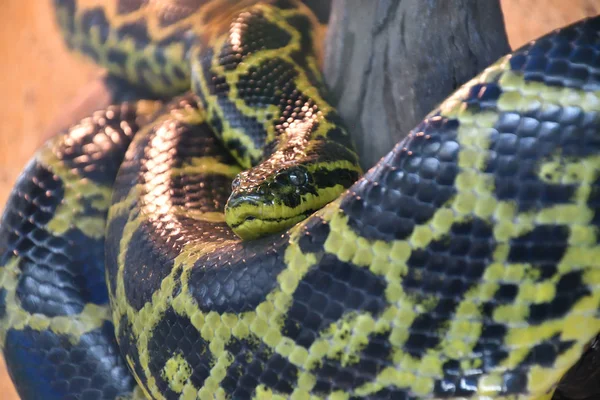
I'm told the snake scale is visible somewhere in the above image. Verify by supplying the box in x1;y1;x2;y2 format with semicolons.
1;0;600;399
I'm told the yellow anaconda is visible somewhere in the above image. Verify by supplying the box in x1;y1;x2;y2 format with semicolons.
1;0;600;399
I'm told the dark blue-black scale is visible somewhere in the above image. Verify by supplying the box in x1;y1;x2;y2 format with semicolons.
486;106;600;212
116;315;149;391
529;270;590;324
509;16;600;90
198;47;267;165
186;232;290;314
285;12;326;90
118;105;235;311
123;218;186;311
146;308;213;399
0;105;143;399
0;289;6;320
80;7;110;45
297;216;330;253
5;323;134;400
350;388;420;400
323;112;356;151
505;224;591;325
339;115;460;241
522;333;576;367
435;359;481;397
462;81;503;113
221;336;298;398
282;254;387;349
403;217;495;359
312;330;392;395
116;20;151;49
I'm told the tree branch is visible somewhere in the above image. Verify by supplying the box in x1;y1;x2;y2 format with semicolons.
324;0;510;169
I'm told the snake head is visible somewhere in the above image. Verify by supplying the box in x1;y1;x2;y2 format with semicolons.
225;159;361;240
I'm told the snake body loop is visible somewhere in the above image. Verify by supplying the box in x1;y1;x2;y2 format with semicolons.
1;1;600;399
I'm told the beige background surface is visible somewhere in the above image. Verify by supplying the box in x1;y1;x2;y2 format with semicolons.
0;0;599;398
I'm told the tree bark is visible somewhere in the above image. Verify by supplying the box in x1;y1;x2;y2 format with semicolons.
324;0;510;169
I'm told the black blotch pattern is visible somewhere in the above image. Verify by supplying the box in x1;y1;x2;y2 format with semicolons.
54;0;76;34
529;270;591;324
0;160;110;317
123;219;184;311
0;288;6;320
199;48;268;164
117;316;148;392
312;331;392;394
507;225;569;264
350;388;418;400
297;216;330;253
133;58;166;89
340;115;460;241
222;337;297;397
105;212;129;299
486;107;600;212
509;16;600;90
587;168;600;227
107;48;128;67
302;0;331;23
435;360;482;397
116;20;151;49
463;82;502;112
311;168;359;193
80;7;110;45
187;234;290;314
5;323;134;400
0;161;64;267
16;228;108;317
80;42;101;62
437;323;510;397
282;254;387;348
273;165;358;210
147;308;212;397
236;58;300;108
522;333;575;367
285;13;315;57
472;323;509;371
403;218;495;357
218;10;292;71
305;137;360;164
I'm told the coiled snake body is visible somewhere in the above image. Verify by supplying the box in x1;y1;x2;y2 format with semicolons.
1;1;600;399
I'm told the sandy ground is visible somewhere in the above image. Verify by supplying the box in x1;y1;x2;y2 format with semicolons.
0;0;599;398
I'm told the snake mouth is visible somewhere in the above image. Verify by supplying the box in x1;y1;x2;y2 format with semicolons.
226;206;319;240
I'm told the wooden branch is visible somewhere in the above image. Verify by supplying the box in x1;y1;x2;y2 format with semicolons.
324;0;510;169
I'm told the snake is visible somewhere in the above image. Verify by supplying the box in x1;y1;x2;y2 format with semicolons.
1;0;600;399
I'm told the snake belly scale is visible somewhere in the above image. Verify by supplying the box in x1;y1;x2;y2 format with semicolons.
1;0;600;399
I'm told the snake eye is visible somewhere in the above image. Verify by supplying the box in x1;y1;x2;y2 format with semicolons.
288;167;308;186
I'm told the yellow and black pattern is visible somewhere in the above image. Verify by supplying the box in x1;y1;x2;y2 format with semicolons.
2;0;600;399
190;2;359;239
0;102;160;399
